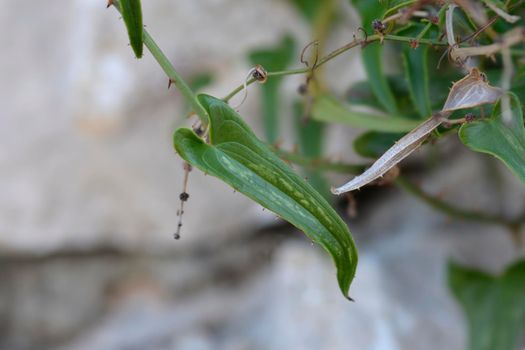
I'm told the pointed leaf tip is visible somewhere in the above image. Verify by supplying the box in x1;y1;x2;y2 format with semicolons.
120;0;143;58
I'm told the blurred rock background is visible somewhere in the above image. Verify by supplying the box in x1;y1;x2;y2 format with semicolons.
1;1;524;349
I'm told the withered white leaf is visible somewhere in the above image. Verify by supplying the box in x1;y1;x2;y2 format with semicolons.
442;68;503;112
331;115;443;194
332;68;503;194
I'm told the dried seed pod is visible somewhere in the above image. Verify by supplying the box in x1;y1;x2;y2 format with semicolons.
442;68;503;112
331;68;503;195
332;114;445;194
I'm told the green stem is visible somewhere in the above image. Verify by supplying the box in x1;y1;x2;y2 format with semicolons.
395;176;523;230
111;0;208;124
223;33;448;102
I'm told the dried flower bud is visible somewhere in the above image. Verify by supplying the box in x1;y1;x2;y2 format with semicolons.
252;65;268;83
372;19;386;33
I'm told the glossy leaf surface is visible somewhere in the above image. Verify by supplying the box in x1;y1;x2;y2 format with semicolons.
459;93;525;184
174;94;358;297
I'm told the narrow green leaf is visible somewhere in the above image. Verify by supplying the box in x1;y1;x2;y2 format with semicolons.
174;94;358;298
353;131;403;158
249;36;295;144
459;93;525;185
312;95;420;132
361;43;398;114
401;29;432;118
119;0;143;58
449;260;525;350
349;0;398;114
294;102;331;200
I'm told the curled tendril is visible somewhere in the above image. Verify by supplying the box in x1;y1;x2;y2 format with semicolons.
300;40;320;69
232;64;268;109
353;27;369;48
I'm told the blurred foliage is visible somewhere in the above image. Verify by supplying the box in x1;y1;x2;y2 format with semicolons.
449;260;525;350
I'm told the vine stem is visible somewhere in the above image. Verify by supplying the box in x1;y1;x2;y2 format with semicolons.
395;176;523;231
111;0;209;124
222;34;448;102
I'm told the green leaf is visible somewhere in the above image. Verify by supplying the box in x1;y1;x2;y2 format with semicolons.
119;0;143;58
459;93;525;184
290;0;322;23
312;95;420;132
174;94;358;298
294;102;331;200
349;0;398;114
361;43;398;114
249;36;295;144
448;260;525;350
401;27;432;118
353;131;403;158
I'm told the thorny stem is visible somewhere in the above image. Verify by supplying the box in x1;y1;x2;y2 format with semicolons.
222;34;448;102
111;0;209;124
395;176;524;232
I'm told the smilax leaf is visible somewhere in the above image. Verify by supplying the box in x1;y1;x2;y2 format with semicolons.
119;0;143;58
174;95;358;298
459;93;525;185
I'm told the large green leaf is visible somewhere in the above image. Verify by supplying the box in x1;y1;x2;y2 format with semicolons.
312;95;420;132
174;94;358;298
459;93;525;184
449;260;525;350
248;36;295;144
119;0;143;58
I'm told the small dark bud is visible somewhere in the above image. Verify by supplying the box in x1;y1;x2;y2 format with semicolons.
252;65;268;83
372;19;386;33
173;233;180;240
179;192;189;201
464;113;476;122
409;39;419;49
298;84;308;95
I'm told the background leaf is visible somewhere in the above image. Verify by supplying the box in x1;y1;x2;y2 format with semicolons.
400;26;432;118
350;0;398;114
312;95;420;132
449;260;525;350
294;102;331;199
119;0;143;58
459;93;525;185
353;131;403;158
248;36;295;144
174;94;358;298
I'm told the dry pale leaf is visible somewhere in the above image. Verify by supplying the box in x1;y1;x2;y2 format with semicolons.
332;68;502;194
442;68;503;112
